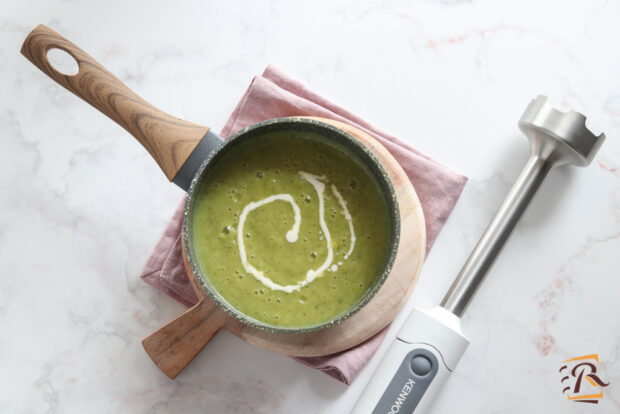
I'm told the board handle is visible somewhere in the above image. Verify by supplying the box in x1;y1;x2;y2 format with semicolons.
21;24;210;180
142;298;228;379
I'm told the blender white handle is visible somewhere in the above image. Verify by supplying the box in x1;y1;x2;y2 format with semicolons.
351;342;450;413
351;307;469;413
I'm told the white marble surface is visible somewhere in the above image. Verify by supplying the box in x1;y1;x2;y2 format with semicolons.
1;0;619;412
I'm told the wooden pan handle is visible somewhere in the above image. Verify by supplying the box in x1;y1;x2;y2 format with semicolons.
142;298;228;379
21;25;210;180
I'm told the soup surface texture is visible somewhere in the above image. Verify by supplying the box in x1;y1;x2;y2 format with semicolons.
192;131;391;328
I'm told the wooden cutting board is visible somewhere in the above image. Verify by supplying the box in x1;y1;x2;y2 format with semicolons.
143;117;426;378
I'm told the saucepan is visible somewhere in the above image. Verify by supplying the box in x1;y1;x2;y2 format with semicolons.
21;23;404;365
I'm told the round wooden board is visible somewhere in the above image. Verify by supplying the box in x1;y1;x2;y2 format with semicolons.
184;117;426;357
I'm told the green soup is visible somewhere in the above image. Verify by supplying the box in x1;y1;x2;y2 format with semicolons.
192;130;392;328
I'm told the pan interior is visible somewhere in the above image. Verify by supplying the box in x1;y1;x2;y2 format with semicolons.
185;119;399;333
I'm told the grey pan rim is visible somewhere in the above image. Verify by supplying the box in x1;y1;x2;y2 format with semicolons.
182;117;401;334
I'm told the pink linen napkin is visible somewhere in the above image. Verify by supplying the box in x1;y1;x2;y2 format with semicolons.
140;65;467;384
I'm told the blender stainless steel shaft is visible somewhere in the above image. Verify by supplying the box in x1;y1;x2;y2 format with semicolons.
441;95;605;316
352;95;605;414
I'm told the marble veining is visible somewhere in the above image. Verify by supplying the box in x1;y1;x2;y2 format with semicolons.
1;0;619;413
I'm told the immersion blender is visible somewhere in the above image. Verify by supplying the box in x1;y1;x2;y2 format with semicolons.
351;96;605;413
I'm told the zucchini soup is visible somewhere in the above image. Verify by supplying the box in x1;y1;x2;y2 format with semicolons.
190;129;393;329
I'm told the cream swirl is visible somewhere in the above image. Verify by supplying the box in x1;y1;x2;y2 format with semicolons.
237;171;355;293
